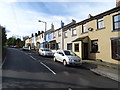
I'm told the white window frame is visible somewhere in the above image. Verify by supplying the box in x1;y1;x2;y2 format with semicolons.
64;32;68;38
58;30;61;36
82;24;87;33
97;18;104;29
72;28;77;36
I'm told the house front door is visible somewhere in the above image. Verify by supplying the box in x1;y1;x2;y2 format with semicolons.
83;43;88;59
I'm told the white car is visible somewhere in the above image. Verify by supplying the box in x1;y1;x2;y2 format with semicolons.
54;50;82;66
38;48;54;57
22;46;30;51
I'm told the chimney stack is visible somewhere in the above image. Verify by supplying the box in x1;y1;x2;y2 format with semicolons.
51;23;54;30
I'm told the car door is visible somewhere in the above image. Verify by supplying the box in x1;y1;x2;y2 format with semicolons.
55;51;60;61
58;51;64;62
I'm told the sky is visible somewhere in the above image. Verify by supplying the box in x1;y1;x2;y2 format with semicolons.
0;0;116;39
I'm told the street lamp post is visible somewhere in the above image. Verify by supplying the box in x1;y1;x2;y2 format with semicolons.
38;20;47;48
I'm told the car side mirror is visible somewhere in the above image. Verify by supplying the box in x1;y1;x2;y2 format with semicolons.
61;53;64;56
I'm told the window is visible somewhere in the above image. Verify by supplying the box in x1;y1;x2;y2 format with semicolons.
67;43;72;50
97;18;104;29
64;32;67;38
53;32;56;38
111;39;120;60
82;24;87;33
74;43;79;52
58;30;61;37
113;14;120;30
58;42;60;49
91;40;98;53
72;28;77;36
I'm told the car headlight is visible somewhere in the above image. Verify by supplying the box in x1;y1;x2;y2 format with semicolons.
69;58;74;62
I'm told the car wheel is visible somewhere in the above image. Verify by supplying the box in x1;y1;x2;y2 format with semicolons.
54;57;57;62
63;60;67;66
38;52;40;56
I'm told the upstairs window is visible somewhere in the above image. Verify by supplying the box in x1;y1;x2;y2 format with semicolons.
72;28;77;36
53;32;56;38
82;24;87;33
113;14;120;30
64;32;68;38
97;18;104;29
58;30;61;37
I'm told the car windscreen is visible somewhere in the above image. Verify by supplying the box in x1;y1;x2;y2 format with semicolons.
64;51;76;56
43;49;51;51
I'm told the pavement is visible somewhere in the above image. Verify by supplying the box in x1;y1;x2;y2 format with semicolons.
82;59;120;82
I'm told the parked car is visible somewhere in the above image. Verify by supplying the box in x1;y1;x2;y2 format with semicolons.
38;48;54;57
54;50;82;66
14;45;19;48
22;46;30;51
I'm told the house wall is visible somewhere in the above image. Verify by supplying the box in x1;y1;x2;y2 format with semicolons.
52;29;62;49
36;33;44;48
25;38;30;47
75;11;120;64
64;26;80;50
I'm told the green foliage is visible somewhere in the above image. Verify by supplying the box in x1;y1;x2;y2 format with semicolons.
2;27;7;46
7;37;24;48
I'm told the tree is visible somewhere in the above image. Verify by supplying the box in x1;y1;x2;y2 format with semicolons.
2;27;7;46
7;37;24;48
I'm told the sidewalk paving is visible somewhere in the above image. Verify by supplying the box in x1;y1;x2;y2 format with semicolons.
82;60;120;82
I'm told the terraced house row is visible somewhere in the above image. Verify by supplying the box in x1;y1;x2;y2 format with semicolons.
25;5;120;64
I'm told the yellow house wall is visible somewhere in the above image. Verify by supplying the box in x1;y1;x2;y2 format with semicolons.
75;12;120;64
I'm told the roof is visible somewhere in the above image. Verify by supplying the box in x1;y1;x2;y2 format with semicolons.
76;6;120;25
72;36;88;42
48;40;56;43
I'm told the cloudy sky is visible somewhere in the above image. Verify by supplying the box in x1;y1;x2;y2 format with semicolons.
0;0;116;39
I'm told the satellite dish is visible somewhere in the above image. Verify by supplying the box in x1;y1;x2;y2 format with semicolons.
88;27;93;31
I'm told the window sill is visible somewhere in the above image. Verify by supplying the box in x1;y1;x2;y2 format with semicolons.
81;32;88;34
58;35;61;37
90;51;100;53
72;34;77;37
96;27;106;31
75;51;79;52
112;30;120;32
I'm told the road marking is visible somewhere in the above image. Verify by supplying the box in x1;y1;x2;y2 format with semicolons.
25;53;28;55
30;55;36;61
29;55;56;75
1;56;7;68
40;62;56;75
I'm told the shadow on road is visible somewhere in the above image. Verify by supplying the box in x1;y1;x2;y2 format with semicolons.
2;76;97;88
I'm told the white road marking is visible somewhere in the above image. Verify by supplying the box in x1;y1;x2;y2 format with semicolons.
40;62;56;75
25;53;28;55
30;55;36;61
1;56;7;68
29;55;56;75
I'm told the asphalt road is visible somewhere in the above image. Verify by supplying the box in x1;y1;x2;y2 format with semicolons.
2;48;119;89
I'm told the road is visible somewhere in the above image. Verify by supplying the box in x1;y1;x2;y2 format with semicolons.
2;48;119;88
